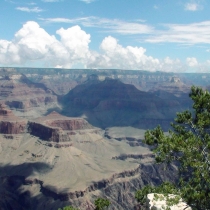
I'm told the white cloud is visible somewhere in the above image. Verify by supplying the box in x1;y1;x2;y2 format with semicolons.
14;21;56;60
160;57;184;72
86;36;188;72
186;57;198;67
146;21;210;44
0;40;21;64
184;3;202;11
87;36;160;71
185;3;197;11
40;17;210;45
0;21;209;72
16;7;43;12
56;25;91;62
0;21;91;68
40;16;153;35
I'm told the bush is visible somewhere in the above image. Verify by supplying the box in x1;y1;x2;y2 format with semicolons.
136;86;210;210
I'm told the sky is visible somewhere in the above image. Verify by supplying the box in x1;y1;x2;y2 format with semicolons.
0;0;210;72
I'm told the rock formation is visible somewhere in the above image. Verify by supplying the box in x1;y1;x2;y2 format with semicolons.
62;78;185;130
0;68;209;210
146;193;191;210
28;111;94;142
0;104;27;134
0;73;58;117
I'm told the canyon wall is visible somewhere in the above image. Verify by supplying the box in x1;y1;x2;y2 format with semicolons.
28;122;69;142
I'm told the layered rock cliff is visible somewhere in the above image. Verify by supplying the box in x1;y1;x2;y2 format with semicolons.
11;68;210;93
0;162;177;210
0;73;58;117
28;122;69;142
0;104;27;134
0;68;207;210
28;111;94;142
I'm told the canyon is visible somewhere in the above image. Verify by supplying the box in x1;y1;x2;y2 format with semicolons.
0;67;208;209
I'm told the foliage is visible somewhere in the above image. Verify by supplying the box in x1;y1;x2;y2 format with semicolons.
94;197;110;210
58;198;110;210
135;182;180;207
136;86;210;210
58;206;79;210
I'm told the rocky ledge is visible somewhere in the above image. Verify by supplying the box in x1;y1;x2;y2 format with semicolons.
112;153;155;160
10;163;178;210
28;122;69;142
28;111;94;142
0;104;27;134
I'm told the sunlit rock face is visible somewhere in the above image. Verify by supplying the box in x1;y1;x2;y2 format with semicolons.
146;193;191;210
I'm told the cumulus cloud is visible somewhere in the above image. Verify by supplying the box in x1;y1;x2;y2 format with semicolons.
16;7;43;12
85;36;188;72
186;57;198;67
0;40;21;64
54;26;91;67
0;21;209;72
14;21;56;60
0;21;91;68
159;57;185;72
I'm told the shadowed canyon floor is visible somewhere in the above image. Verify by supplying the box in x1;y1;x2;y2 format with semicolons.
0;68;208;209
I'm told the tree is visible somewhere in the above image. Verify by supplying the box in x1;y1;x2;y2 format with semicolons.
135;86;210;210
94;197;110;210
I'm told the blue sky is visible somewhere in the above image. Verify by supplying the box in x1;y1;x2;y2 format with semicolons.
1;0;210;72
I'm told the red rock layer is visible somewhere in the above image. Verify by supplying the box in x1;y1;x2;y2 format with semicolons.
28;122;70;142
0;104;27;134
0;121;26;134
45;119;91;130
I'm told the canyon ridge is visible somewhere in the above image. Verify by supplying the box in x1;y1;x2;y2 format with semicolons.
0;67;209;210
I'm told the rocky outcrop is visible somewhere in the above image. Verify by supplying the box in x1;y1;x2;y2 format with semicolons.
28;111;94;142
0;104;27;134
45;119;92;130
149;76;191;97
112;153;154;160
41;111;93;129
6;95;56;109
0;73;58;114
0;121;26;134
41;166;142;201
9;163;177;210
104;134;146;146
28;122;70;142
146;193;191;210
